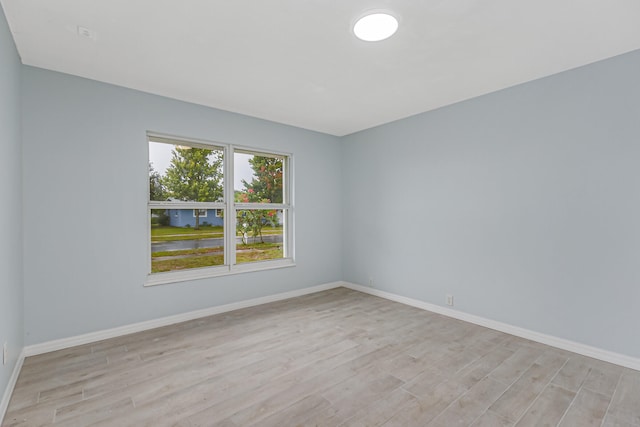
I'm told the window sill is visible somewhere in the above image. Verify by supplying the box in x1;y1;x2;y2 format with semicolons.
144;258;296;287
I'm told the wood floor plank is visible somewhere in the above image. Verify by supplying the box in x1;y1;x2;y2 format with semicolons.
245;394;332;427
340;386;418;427
558;388;611;427
551;355;592;392
454;346;515;390
300;405;344;427
383;380;469;426
513;383;575;426
488;351;568;422
582;365;622;396
53;396;134;426
427;377;509;427
3;288;638;427
488;345;544;386
2;402;56;427
470;410;513;427
604;370;640;426
320;367;404;421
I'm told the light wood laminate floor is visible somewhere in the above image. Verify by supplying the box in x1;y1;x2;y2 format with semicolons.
3;288;639;426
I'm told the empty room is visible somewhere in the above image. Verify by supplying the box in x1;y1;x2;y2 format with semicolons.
1;1;640;426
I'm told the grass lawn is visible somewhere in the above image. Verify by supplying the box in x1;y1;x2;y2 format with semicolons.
152;247;223;257
151;242;283;273
236;244;284;264
152;254;225;272
151;225;283;242
151;225;223;242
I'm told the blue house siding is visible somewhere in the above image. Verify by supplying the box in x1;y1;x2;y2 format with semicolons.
167;209;223;227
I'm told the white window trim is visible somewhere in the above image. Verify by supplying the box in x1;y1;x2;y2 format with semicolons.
146;132;295;286
145;258;296;286
193;209;208;218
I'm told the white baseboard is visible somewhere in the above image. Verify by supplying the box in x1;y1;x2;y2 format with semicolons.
24;281;343;357
341;281;640;372
0;348;25;426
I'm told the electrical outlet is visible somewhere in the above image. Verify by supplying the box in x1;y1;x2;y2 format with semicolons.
368;277;374;287
3;342;7;365
446;294;454;306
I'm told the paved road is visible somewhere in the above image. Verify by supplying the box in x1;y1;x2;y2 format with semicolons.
152;234;283;252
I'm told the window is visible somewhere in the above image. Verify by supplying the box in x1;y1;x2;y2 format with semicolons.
193;209;208;218
147;133;294;285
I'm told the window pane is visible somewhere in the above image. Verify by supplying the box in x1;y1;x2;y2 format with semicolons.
149;141;224;202
151;209;225;273
234;152;284;203
236;209;284;264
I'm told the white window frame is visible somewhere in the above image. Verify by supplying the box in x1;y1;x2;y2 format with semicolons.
193;209;208;218
146;132;295;286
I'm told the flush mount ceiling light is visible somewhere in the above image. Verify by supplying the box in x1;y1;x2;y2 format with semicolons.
353;12;398;42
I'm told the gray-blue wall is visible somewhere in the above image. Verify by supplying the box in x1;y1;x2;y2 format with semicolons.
21;67;343;345
0;3;23;404
342;49;640;358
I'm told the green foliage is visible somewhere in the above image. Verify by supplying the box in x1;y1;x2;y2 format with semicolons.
149;163;169;225
162;147;223;229
241;155;283;203
158;213;170;226
151;214;170;227
236;155;283;241
149;162;166;201
236;208;277;244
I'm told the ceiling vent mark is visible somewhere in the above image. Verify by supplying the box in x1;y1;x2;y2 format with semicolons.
77;26;97;40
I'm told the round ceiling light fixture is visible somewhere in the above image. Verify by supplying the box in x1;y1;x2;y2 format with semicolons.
353;12;398;42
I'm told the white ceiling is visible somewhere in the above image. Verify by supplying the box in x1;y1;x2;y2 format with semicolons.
2;1;640;136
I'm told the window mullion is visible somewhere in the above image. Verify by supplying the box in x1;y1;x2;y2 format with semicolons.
225;145;236;267
287;157;294;259
234;203;288;210
148;201;225;210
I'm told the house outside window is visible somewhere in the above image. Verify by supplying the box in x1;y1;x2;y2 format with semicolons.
147;133;294;285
